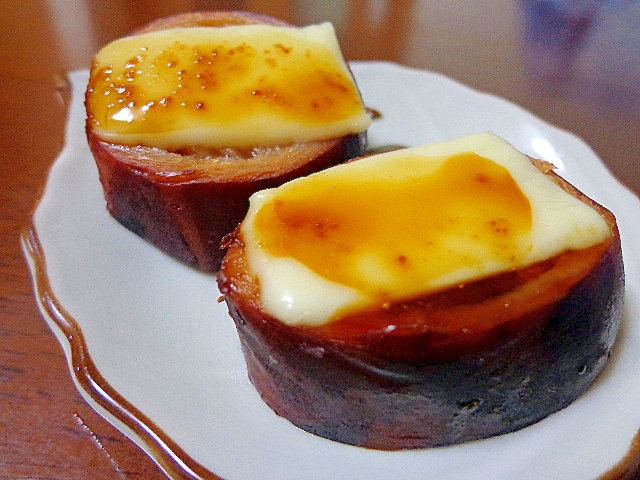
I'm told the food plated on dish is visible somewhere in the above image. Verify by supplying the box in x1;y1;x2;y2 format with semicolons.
219;131;623;449
23;11;640;479
85;11;369;272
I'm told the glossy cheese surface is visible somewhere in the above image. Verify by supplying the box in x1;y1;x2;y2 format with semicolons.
86;23;371;149
241;133;611;326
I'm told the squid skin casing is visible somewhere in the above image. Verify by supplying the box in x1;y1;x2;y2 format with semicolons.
217;158;624;450
87;131;365;272
85;11;368;272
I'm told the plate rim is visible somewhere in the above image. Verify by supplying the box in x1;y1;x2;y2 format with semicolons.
23;62;640;480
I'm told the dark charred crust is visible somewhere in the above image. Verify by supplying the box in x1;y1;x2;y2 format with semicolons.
217;161;624;449
86;12;368;272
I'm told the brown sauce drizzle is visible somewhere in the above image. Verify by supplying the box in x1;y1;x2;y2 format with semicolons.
366;107;383;120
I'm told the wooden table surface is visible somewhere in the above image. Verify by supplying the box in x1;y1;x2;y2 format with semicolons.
2;0;639;478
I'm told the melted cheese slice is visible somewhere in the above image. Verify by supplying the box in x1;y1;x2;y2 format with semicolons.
241;132;611;326
86;23;371;149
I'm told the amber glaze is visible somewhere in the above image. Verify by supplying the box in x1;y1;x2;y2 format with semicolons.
218;161;624;449
86;11;367;272
253;152;533;304
87;27;364;138
5;0;640;478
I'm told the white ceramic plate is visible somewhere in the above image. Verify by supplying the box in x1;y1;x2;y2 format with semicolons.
24;63;640;480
